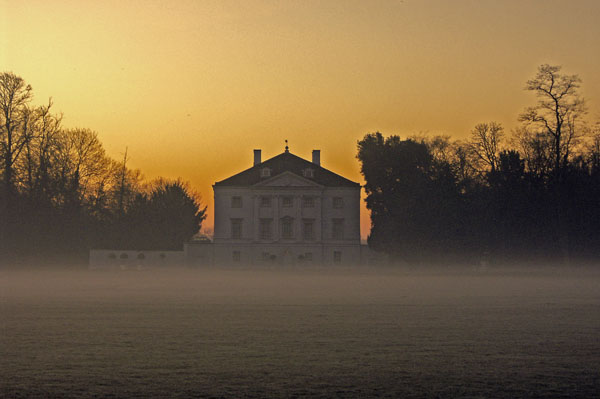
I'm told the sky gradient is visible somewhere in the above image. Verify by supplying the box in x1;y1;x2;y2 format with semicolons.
3;0;600;238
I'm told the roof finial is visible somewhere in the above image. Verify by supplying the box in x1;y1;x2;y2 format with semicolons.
285;139;289;153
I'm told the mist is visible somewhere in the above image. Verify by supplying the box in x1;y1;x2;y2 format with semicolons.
2;266;599;397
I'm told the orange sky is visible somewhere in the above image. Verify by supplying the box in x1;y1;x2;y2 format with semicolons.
2;0;600;239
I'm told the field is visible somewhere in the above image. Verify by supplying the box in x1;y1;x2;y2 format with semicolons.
1;267;599;398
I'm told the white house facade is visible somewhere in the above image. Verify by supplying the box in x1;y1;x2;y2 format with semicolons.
211;147;362;265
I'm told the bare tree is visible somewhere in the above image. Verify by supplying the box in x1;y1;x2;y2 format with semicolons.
511;125;554;178
417;135;479;185
518;65;589;266
0;73;34;255
107;149;143;217
20;99;62;198
0;72;33;202
518;64;587;178
451;141;479;185
116;147;129;217
469;122;504;173
423;135;453;164
586;121;600;173
55;128;108;203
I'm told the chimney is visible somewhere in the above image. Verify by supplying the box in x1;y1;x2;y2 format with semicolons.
254;149;261;166
312;150;320;166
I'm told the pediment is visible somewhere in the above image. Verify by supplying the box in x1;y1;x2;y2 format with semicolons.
253;171;323;188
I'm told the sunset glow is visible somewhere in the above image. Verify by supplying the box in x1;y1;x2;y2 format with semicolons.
3;0;600;238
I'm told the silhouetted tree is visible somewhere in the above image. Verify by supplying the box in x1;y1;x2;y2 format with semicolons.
0;73;33;200
519;65;586;178
518;65;588;265
19;100;62;197
358;133;466;263
469;122;504;174
118;179;206;250
0;72;208;265
586;123;600;174
0;73;34;256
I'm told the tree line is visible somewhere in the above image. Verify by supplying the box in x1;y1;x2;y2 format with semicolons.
358;65;600;266
0;72;206;265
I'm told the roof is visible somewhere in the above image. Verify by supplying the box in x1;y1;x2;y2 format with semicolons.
214;151;360;188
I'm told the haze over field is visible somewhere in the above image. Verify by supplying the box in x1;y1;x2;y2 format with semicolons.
2;268;599;397
2;2;600;396
3;0;600;237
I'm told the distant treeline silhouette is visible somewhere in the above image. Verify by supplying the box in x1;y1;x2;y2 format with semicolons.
358;65;600;266
3;66;599;267
0;72;206;265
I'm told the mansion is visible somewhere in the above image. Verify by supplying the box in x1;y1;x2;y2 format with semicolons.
90;146;375;268
203;146;364;265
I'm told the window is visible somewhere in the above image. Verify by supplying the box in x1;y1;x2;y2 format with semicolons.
333;197;344;209
259;218;273;240
303;169;314;178
304;252;313;262
231;218;242;239
261;168;271;178
260;196;272;207
332;218;344;240
302;196;314;208
231;196;242;208
333;251;342;263
281;217;294;239
303;219;314;241
232;251;241;262
282;196;293;207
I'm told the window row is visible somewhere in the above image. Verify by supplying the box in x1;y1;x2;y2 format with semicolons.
230;196;344;208
231;218;344;240
260;217;311;240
